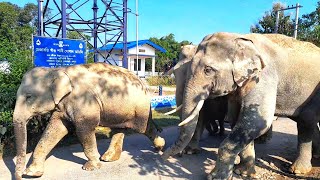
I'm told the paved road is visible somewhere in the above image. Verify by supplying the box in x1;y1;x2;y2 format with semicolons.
0;118;319;180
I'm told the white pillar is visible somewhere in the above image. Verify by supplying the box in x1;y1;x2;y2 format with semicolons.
127;57;131;71
152;57;155;76
141;58;145;77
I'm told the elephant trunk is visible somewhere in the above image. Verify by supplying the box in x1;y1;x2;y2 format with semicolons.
162;84;206;159
13;105;28;179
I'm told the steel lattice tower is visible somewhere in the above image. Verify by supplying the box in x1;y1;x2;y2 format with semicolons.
37;0;129;68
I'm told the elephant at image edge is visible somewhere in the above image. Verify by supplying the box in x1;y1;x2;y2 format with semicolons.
167;45;228;154
161;32;320;179
13;63;165;180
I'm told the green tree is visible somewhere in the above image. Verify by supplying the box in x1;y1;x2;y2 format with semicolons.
0;2;36;142
298;1;320;46
251;3;294;36
149;34;191;72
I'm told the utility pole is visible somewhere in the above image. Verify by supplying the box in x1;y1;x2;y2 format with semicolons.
293;3;300;38
37;0;44;36
274;3;302;39
61;0;67;38
135;0;139;75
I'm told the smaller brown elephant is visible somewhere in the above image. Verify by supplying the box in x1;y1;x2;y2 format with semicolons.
13;63;165;180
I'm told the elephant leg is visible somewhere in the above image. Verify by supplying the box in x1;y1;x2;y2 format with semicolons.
184;110;205;155
101;133;124;162
208;82;276;179
313;123;320;158
24;112;68;177
290;122;314;174
76;125;101;171
218;119;225;135
234;141;257;178
255;124;273;144
206;120;218;136
290;95;320;175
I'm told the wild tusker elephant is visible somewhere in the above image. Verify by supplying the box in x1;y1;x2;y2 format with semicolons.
166;44;228;154
161;32;320;179
13;63;165;180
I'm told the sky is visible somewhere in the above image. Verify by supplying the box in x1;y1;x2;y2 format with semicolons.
5;0;320;45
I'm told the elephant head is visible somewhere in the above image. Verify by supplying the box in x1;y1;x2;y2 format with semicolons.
162;32;265;159
13;67;72;178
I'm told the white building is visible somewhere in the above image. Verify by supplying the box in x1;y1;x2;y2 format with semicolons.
96;40;166;77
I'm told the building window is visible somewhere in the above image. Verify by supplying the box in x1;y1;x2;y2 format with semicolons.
139;49;145;52
145;58;152;71
134;59;141;71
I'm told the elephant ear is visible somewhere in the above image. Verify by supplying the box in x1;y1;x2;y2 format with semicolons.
50;70;72;105
232;37;266;87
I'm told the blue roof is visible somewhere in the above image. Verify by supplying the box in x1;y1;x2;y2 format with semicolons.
95;40;166;53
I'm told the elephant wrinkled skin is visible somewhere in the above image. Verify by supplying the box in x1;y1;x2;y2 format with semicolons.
168;45;228;154
13;63;165;180
161;32;320;179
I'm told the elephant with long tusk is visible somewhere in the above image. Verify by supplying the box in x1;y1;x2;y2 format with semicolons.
165;44;229;154
13;63;165;180
161;32;320;179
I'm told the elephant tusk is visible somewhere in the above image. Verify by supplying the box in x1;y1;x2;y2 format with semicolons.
164;105;182;115
178;100;205;126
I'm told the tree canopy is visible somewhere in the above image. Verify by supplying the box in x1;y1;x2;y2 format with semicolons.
250;3;294;36
149;33;192;72
298;1;320;46
251;2;320;46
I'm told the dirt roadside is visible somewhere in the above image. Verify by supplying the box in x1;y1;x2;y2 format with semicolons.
0;117;319;180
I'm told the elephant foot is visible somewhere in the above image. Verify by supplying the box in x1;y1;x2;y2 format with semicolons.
183;146;201;155
23;163;44;177
233;163;257;178
153;136;165;151
101;148;122;162
290;158;312;174
82;161;102;171
207;169;232;180
101;133;124;162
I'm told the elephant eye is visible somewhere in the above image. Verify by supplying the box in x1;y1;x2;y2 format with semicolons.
204;66;216;76
26;94;32;100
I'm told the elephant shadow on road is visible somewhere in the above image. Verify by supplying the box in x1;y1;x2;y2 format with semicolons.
127;119;320;179
125;126;225;179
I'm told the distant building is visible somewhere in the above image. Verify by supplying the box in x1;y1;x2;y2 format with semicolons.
95;40;166;77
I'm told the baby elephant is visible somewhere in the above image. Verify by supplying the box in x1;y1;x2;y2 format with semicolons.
203;97;228;136
13;63;165;179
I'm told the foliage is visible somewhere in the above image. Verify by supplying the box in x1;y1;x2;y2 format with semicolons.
146;75;175;86
251;2;320;47
250;3;294;36
149;34;192;72
298;2;320;46
0;2;35;150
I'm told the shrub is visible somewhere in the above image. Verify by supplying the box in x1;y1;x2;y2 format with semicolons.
0;57;33;156
146;75;175;86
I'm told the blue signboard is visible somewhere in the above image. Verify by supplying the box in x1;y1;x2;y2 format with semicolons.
33;36;86;67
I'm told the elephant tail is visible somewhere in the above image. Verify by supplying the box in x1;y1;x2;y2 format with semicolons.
144;106;165;151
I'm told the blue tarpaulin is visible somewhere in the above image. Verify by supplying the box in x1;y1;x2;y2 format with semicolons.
151;95;176;109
